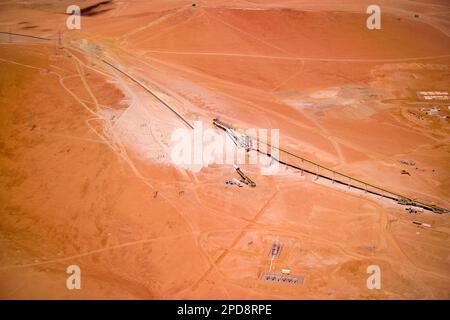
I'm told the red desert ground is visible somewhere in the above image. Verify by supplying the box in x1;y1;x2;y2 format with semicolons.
0;0;449;299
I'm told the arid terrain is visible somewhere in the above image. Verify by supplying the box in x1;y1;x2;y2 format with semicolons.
0;0;449;299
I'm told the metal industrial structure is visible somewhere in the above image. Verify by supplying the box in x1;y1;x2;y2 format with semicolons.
233;164;256;188
6;30;446;215
213;118;448;214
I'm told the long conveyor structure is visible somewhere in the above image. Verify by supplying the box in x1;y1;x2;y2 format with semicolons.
213;118;448;214
5;30;446;215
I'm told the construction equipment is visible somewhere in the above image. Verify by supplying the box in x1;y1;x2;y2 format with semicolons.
260;272;303;285
401;170;411;176
213;118;252;151
234;164;256;188
268;241;282;259
281;269;291;275
432;206;445;214
405;206;423;215
225;178;243;187
412;221;431;228
399;159;415;166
